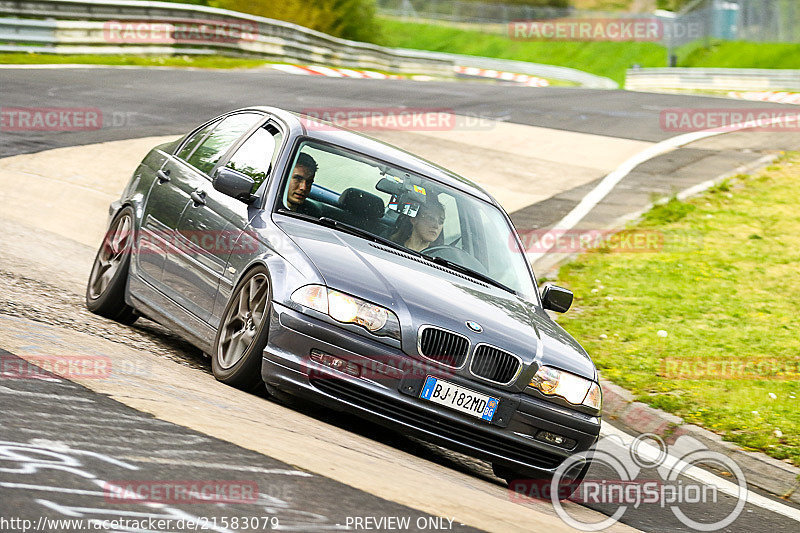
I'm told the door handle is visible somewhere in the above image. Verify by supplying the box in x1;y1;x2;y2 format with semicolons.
190;189;206;206
156;169;170;183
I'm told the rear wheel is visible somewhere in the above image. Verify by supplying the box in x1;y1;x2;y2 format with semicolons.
86;207;138;325
212;266;272;391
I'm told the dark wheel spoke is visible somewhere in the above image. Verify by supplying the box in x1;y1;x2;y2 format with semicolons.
88;213;132;301
85;207;138;326
216;272;270;371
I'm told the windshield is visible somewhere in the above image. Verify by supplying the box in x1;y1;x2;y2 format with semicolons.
278;140;537;301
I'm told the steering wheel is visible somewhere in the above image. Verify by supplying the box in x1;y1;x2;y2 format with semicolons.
421;245;487;274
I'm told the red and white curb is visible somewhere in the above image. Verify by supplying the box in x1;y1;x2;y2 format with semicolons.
728;90;800;105
454;65;549;87
272;64;401;79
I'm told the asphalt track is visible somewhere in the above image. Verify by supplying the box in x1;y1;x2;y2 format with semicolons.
1;66;794;158
2;67;800;533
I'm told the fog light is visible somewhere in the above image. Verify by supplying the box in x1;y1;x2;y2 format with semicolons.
309;350;360;377
535;430;576;449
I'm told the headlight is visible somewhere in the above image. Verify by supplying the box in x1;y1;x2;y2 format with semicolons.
584;382;603;411
529;365;601;410
291;285;400;340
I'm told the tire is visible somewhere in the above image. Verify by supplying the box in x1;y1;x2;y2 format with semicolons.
86;207;138;325
493;459;591;501
212;266;272;391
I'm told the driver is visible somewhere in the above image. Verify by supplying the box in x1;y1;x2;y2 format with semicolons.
392;198;445;252
285;153;320;216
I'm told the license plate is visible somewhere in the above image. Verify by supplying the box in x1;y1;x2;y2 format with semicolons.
419;376;499;422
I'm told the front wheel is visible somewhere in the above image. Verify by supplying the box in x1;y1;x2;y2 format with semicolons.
493;459;591;501
86;207;138;325
212;266;272;391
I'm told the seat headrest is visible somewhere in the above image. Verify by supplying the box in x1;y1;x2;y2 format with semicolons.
338;188;385;220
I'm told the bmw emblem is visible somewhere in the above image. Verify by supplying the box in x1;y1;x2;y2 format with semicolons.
466;321;483;333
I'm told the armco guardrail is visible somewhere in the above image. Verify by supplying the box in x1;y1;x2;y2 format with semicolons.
0;0;617;88
626;68;800;92
0;0;453;74
0;17;55;44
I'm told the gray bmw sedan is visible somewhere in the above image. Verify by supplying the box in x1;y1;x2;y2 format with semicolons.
86;107;601;491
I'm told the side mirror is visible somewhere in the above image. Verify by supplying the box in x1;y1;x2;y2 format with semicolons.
214;167;256;203
542;285;573;313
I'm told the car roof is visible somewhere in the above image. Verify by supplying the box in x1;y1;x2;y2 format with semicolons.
248;106;496;205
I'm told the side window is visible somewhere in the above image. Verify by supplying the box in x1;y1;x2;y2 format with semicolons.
224;124;283;193
185;113;263;176
176;119;220;160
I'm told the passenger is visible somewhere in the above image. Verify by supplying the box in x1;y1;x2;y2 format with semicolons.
392;199;445;252
285;153;320;216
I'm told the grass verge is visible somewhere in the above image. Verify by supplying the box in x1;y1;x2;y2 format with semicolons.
379;18;800;86
0;53;275;69
379;18;666;85
555;154;800;466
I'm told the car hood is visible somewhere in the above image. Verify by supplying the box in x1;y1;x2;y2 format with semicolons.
277;218;596;382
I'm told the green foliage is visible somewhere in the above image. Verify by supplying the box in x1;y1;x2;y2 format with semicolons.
217;0;379;43
655;0;696;11
557;155;800;466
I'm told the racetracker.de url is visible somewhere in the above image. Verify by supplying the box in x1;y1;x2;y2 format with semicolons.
0;515;279;532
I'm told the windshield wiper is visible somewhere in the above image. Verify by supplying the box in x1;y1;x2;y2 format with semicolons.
421;253;515;295
317;217;403;249
277;209;406;250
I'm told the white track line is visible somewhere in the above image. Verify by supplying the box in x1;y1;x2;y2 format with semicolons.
526;115;792;262
601;423;800;523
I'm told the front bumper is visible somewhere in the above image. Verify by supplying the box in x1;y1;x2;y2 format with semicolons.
262;302;601;477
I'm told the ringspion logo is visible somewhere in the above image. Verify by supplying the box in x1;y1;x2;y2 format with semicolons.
510;433;747;531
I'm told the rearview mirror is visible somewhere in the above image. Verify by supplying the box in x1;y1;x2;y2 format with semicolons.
542;285;573;313
214;167;256;203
